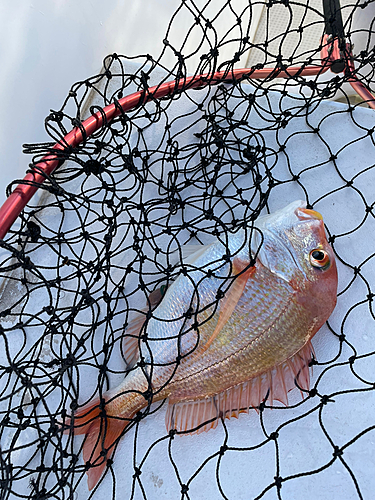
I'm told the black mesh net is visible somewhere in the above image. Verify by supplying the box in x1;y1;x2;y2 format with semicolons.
0;0;374;499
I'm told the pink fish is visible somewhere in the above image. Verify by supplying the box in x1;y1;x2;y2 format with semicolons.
64;200;338;490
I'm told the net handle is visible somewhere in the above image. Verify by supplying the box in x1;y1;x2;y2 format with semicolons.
323;0;345;40
0;38;372;240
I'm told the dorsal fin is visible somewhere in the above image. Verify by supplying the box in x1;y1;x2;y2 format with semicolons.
170;243;214;266
166;341;314;434
122;287;166;368
181;244;211;264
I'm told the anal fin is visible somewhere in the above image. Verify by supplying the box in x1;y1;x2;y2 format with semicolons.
166;341;314;434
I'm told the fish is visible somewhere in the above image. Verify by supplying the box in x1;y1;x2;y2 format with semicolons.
63;200;338;490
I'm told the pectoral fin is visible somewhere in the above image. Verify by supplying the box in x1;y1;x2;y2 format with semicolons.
202;258;255;352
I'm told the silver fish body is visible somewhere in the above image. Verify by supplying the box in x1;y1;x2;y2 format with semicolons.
66;200;338;490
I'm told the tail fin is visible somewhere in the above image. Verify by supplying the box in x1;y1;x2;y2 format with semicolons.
64;397;129;490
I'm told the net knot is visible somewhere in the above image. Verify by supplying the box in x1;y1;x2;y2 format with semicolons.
19;419;31;431
84;159;105;176
61;354;77;371
31;487;48;499
143;390;152;401
69;400;78;411
309;388;318;397
26;221;41;242
98;364;107;374
137;359;146;368
332;446;343;458
6;363;17;373
184;307;193;319
21;376;32;388
80;289;94;306
222;253;231;262
22;256;34;270
133;467;142;478
204;208;214;220
219;444;228;456
274;476;283;488
48;422;58;436
48;110;63;122
320;395;332;405
181;484;189;494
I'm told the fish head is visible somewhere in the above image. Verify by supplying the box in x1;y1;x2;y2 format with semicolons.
251;200;338;320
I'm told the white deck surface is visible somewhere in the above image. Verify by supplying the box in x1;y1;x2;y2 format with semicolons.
0;2;374;499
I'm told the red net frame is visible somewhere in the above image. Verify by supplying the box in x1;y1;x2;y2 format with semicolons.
0;35;373;240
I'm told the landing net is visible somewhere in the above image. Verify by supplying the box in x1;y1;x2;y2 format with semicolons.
0;1;374;499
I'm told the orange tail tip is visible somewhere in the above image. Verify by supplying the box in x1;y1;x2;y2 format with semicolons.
64;398;128;491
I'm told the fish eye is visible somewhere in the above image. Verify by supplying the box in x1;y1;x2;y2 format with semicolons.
309;249;330;269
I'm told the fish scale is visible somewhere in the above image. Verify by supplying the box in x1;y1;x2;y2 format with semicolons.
160;264;294;388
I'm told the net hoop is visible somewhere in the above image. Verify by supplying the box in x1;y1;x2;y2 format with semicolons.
1;35;373;240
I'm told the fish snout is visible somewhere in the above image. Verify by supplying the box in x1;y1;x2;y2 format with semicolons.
295;207;323;221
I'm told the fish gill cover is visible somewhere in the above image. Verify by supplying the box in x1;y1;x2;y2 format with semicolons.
0;0;374;499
